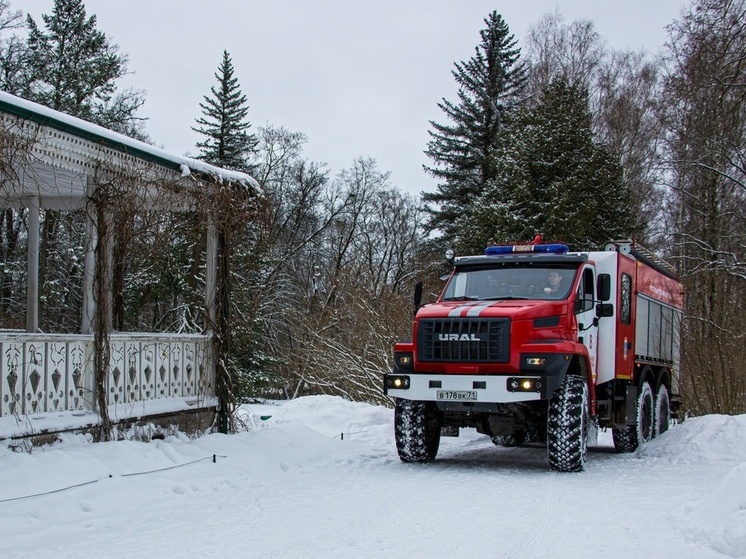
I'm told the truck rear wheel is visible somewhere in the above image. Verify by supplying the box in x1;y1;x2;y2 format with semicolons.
654;384;671;437
613;381;654;452
547;375;589;472
394;399;441;462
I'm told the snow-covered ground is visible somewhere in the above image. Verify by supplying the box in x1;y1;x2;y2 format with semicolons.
1;395;744;558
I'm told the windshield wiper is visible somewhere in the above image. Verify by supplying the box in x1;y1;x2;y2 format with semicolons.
442;296;480;301
482;296;525;300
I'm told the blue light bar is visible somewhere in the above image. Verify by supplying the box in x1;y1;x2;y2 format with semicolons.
485;243;569;255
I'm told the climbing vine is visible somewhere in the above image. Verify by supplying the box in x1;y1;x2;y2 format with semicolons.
84;157;261;438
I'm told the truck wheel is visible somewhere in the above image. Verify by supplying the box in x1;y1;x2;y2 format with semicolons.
547;375;589;472
394;399;441;462
654;384;671;437
612;381;654;452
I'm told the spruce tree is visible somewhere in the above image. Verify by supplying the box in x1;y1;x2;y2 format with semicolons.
25;0;145;135
0;0;26;95
463;78;636;252
192;50;259;413
192;50;257;172
423;11;527;245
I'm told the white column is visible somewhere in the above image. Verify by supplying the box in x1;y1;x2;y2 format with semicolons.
25;197;40;333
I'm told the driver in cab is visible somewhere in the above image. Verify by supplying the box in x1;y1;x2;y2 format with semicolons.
544;271;564;295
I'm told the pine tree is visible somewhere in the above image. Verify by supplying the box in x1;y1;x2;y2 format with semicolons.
463;78;636;252
25;0;145;135
192;50;257;172
423;11;527;245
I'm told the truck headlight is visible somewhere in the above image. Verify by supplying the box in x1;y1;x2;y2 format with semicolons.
394;351;414;371
525;357;546;366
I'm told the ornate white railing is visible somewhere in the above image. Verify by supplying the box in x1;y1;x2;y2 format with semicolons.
0;332;214;418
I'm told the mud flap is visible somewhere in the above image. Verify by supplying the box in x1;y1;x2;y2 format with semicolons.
625;385;638;425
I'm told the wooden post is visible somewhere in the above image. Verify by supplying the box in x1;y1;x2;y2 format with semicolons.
102;209;114;334
205;215;227;433
205;216;218;330
82;179;97;334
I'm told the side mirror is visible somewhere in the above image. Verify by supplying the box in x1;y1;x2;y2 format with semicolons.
413;281;423;317
596;303;614;318
597;273;611;302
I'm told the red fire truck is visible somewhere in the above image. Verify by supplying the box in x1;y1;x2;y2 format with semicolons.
383;239;684;471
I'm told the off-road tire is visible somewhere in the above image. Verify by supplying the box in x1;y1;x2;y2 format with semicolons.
547;375;589;472
394;399;441;462
654;384;671;437
613;381;654;452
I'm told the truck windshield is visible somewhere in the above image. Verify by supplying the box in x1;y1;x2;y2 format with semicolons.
442;265;576;302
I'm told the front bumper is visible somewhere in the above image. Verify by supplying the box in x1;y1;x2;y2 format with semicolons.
386;351;572;403
383;372;564;403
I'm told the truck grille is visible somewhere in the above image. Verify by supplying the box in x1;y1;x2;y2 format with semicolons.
417;318;510;363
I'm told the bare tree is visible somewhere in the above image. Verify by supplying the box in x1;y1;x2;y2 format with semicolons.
252;149;428;403
524;10;606;99
298;159;425;401
661;0;746;415
596;51;666;247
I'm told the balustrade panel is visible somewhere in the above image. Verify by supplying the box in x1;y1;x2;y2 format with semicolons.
108;340;127;406
46;342;67;412
126;341;143;403
1;341;23;416
21;342;45;414
155;341;171;398
0;334;214;419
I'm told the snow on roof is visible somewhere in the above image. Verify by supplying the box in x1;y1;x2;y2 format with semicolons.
0;90;262;196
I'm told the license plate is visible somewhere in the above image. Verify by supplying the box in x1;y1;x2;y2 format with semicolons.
436;390;477;401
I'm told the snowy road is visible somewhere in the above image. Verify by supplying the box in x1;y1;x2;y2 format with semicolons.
1;396;744;558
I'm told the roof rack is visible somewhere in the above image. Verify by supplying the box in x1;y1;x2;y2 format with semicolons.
605;239;677;280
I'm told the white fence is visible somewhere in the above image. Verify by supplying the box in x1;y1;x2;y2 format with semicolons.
0;332;214;418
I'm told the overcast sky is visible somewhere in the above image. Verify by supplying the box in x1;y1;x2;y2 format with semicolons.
22;1;689;197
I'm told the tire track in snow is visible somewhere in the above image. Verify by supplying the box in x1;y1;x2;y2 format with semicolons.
499;470;562;559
